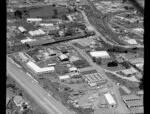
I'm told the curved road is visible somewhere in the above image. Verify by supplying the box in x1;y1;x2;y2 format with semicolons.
82;0;144;49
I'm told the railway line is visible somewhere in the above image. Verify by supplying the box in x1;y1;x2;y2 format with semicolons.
82;0;144;51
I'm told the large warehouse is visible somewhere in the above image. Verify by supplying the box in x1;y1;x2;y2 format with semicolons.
90;51;110;59
104;93;116;108
26;61;55;74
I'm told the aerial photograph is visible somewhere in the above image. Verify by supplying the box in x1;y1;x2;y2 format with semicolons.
6;0;144;114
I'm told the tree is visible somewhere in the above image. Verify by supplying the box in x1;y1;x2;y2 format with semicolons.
139;78;143;90
52;15;57;19
14;10;22;19
53;9;58;15
62;14;68;20
96;58;102;65
52;4;56;7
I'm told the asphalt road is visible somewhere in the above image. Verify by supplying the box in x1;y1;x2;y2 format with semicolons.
7;57;72;114
71;44;130;114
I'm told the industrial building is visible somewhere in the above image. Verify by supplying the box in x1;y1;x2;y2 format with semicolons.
21;37;36;44
26;61;55;74
122;94;143;108
90;51;110;59
104;93;117;108
28;29;46;37
39;23;54;27
122;94;143;114
59;75;70;81
67;15;73;21
26;18;42;22
83;73;107;86
18;26;27;33
136;90;144;96
59;54;69;61
130;107;144;114
132;28;144;35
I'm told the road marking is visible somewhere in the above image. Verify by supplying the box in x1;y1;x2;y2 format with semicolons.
26;72;34;79
9;58;15;63
26;73;38;83
14;62;21;68
33;79;38;83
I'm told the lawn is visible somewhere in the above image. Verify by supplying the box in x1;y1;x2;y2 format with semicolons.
73;59;90;69
118;87;129;96
106;72;140;92
28;5;68;19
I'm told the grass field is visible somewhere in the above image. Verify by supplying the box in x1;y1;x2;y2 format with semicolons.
28;5;68;19
106;72;140;92
118;87;129;96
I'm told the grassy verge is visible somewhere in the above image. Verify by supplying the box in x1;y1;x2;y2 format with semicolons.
106;72;140;92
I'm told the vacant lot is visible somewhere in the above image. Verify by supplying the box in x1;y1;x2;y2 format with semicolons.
106;72;140;92
28;5;68;19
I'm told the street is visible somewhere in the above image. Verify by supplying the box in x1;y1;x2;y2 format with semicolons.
7;57;72;114
70;43;130;114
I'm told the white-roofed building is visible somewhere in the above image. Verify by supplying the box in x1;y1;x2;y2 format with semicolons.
18;26;27;33
29;31;36;36
69;67;78;72
122;94;143;114
29;29;46;36
90;51;110;59
38;29;46;34
59;54;68;61
104;93;116;108
26;61;55;74
124;39;138;45
39;23;54;26
67;15;73;21
136;90;144;96
27;18;42;22
132;28;144;35
35;30;40;35
21;37;36;44
59;75;70;81
121;67;138;76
